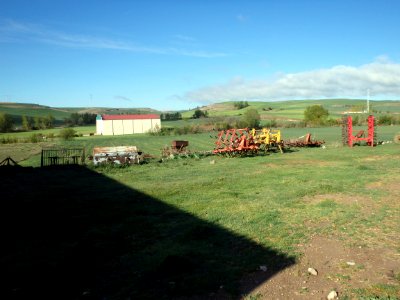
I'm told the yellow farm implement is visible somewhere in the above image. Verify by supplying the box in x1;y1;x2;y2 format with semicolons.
213;128;284;155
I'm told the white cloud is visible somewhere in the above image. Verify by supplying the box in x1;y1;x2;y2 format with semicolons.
0;20;227;58
184;60;400;103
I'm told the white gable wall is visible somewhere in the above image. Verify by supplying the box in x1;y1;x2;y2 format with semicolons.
96;119;103;135
133;120;142;133
102;120;114;135
141;119;152;133
123;120;134;134
112;120;124;135
97;117;161;135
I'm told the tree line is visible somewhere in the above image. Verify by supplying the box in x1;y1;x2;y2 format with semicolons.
160;112;182;121
0;112;97;133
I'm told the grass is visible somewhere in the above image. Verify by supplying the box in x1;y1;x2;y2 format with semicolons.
1;124;400;298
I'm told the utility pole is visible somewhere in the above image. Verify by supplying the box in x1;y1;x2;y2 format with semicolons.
367;89;370;114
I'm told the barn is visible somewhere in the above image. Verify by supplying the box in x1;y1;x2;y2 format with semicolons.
96;114;161;135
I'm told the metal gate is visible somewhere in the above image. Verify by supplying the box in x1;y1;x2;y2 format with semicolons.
41;148;85;167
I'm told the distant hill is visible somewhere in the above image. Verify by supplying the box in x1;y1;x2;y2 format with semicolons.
0;102;160;124
1;99;400;125
181;99;400;121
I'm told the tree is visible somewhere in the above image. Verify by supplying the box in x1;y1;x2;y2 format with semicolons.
64;113;96;126
234;101;249;109
43;115;55;129
192;109;208;119
22;115;34;131
160;112;182;121
304;105;329;126
0;113;14;132
34;116;43;129
241;108;261;128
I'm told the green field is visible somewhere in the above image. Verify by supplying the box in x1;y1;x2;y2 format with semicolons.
181;99;400;121
1;107;400;298
1;125;400;298
1;125;398;167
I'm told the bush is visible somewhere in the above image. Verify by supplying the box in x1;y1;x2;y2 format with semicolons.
264;119;278;128
378;115;396;125
233;101;249;110
46;133;55;140
214;121;233;130
173;125;203;135
59;128;76;140
0;136;18;144
240;108;261;128
192;109;208;119
304;105;329;126
29;133;43;143
148;125;173;136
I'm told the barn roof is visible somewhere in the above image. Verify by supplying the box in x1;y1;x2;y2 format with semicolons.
100;114;160;120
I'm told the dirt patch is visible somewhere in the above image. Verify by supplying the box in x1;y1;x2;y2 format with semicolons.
367;180;400;196
262;163;280;169
361;155;388;162
205;103;235;111
263;159;335;168
302;193;368;206
240;236;400;299
362;154;400;162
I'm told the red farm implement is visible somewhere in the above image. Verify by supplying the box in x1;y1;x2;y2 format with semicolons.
342;115;376;147
213;128;258;155
213;128;283;155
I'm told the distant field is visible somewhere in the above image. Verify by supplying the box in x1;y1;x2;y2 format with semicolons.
2;125;399;167
182;99;400;121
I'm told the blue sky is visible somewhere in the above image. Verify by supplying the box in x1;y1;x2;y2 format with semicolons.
1;0;400;111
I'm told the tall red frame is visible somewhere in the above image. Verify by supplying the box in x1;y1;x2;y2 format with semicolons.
343;115;375;147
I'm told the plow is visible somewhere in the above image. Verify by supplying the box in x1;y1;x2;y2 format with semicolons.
213;128;284;155
285;133;325;147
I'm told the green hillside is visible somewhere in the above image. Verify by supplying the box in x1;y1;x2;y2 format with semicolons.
2;99;400;127
0;103;72;122
182;99;400;121
0;102;160;124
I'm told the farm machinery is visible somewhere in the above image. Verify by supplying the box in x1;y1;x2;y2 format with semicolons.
161;140;191;158
92;146;143;165
284;133;325;147
213;128;284;155
342;115;376;147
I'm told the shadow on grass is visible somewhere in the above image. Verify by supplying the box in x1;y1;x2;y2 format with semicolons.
0;166;295;299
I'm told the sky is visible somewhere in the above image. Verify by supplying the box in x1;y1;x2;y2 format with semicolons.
1;0;400;111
